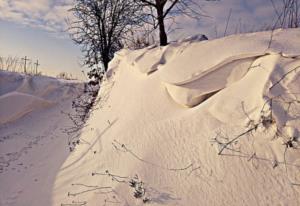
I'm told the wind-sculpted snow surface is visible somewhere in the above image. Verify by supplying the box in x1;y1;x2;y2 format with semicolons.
1;29;300;206
0;72;85;206
123;28;300;107
0;71;83;124
157;29;300;85
50;29;300;206
164;57;255;107
0;92;53;124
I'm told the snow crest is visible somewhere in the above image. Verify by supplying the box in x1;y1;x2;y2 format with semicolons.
123;28;300;107
1;29;300;206
50;28;300;206
0;71;83;124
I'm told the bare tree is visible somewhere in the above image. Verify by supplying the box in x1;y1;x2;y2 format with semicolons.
4;56;19;72
68;0;143;78
271;0;300;28
135;0;211;46
0;56;4;70
125;25;156;49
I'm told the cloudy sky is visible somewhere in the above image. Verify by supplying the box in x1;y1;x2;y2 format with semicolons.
0;0;281;78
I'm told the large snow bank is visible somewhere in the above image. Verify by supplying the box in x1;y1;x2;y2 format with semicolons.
1;29;299;206
0;92;53;124
123;28;300;107
50;29;300;206
0;71;83;124
0;71;84;206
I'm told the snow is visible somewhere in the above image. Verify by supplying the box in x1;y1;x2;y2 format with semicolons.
157;29;300;85
164;57;255;107
0;92;53;124
1;28;300;206
0;71;83;124
125;46;167;74
0;71;84;205
270;28;300;57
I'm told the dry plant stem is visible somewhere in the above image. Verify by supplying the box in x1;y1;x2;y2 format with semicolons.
269;66;300;91
223;8;232;37
92;171;129;183
218;96;292;155
217;126;258;155
241;101;253;122
291;183;300;186
112;140;198;173
220;94;300;185
61;201;87;206
72;183;103;188
68;187;113;197
61;83;100;151
103;198;121;204
268;29;275;49
92;171;150;202
282;136;300;186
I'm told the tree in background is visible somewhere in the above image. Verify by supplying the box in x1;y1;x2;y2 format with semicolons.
271;0;300;28
68;0;143;80
135;0;212;46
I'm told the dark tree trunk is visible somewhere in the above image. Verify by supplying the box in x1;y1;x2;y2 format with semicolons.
102;53;109;71
103;61;109;71
157;7;168;46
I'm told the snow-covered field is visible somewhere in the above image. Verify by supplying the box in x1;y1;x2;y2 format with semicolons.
1;28;300;206
0;72;84;205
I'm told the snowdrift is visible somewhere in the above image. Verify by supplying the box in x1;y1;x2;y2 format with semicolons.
124;29;300;107
0;71;82;124
1;29;300;206
50;29;300;206
0;71;84;206
0;92;53;124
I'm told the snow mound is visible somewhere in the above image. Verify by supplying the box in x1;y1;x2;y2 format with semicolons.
1;29;299;206
0;71;83;124
0;72;84;206
124;35;209;75
125;46;167;74
122;29;300;107
0;92;53;124
178;34;208;43
164;57;255;107
0;71;24;95
158;29;300;85
51;29;300;206
270;28;300;57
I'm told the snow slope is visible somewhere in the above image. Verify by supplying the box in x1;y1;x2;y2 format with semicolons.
1;28;300;206
0;71;84;205
0;71;83;124
50;28;300;206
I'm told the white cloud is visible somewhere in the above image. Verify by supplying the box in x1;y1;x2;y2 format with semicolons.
0;0;283;40
0;0;73;34
170;0;280;39
11;0;50;13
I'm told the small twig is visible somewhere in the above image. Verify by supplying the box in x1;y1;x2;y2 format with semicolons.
223;8;232;37
247;152;257;161
291;183;300;186
218;126;258;155
103;198;121;206
269;66;300;91
112;140;198;173
68;187;113;197
92;170;129;183
71;183;101;188
61;201;87;206
187;166;201;176
92;171;150;202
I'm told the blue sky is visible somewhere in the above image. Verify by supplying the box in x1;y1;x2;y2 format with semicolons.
0;0;281;78
0;20;82;77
